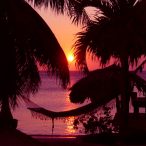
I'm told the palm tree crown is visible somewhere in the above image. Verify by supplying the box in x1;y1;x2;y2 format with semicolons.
0;0;69;111
72;0;146;71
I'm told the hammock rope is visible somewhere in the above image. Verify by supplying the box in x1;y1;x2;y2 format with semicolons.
25;99;107;119
52;118;54;134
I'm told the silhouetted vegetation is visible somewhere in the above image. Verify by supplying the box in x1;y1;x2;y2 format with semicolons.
0;0;69;129
72;0;146;134
73;106;119;134
27;0;146;135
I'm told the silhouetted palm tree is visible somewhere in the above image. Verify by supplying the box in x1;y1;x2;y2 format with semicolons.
26;0;146;134
0;0;69;127
73;0;146;134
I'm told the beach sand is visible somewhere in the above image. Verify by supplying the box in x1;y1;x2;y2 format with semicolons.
0;130;104;146
32;135;102;146
0;130;44;146
31;135;146;146
1;130;146;146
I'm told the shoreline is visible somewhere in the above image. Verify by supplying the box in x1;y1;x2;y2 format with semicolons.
31;133;146;146
1;129;146;146
31;134;77;139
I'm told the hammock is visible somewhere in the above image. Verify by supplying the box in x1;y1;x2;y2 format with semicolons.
25;98;113;120
25;60;146;119
24;98;113;134
25;59;146;133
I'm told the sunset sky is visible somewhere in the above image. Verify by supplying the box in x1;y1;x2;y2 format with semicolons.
36;8;79;71
36;7;146;71
36;7;102;71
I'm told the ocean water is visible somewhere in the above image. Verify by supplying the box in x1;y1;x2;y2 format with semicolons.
13;71;86;135
13;71;146;135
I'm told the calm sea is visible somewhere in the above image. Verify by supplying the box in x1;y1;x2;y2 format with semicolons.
13;71;146;135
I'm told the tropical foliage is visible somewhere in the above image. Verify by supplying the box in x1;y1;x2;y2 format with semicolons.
73;106;119;134
71;0;146;134
0;0;69;122
69;64;146;104
23;0;146;134
72;0;146;71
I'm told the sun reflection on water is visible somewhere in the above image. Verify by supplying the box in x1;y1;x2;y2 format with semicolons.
63;95;77;134
62;94;86;135
64;117;76;134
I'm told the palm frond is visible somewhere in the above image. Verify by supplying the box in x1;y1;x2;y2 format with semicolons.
73;0;146;69
27;0;118;25
68;0;117;25
69;65;146;104
0;0;70;108
70;64;122;104
27;0;65;14
15;0;69;82
73;17;116;69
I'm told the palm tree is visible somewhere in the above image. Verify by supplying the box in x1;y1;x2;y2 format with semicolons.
26;0;146;134
72;0;146;134
0;0;69;128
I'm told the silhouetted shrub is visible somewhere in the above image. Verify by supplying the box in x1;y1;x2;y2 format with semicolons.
73;106;119;134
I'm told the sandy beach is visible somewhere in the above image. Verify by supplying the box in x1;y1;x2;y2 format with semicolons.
0;130;105;146
32;135;99;146
1;129;146;146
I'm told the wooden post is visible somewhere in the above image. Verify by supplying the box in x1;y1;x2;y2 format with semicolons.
131;92;139;114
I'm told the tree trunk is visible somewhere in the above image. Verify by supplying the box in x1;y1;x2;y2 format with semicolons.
119;57;130;137
0;97;18;129
0;97;13;120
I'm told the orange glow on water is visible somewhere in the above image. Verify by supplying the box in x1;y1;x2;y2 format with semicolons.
65;117;76;134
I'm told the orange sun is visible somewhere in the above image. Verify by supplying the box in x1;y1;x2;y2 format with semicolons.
67;54;74;62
